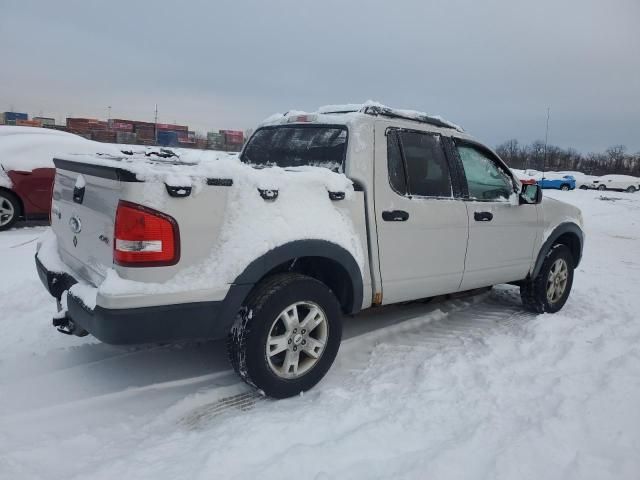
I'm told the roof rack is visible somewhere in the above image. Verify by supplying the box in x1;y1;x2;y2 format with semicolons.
360;105;463;132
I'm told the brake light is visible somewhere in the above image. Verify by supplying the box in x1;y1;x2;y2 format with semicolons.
113;201;180;267
287;114;316;123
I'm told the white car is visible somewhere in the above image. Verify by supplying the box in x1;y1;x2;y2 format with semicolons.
35;103;584;398
589;175;640;192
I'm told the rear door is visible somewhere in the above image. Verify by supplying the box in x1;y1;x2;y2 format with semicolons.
452;140;539;289
373;122;469;304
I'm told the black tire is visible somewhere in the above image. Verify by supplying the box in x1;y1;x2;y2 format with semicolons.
0;190;21;231
626;186;636;193
520;244;575;314
227;273;342;399
560;184;570;191
598;184;607;191
579;185;588;190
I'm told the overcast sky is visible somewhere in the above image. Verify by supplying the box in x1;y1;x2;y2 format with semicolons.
1;0;639;152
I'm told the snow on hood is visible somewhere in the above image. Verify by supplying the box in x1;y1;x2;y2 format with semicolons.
0;127;121;174
0;125;76;138
260;100;464;132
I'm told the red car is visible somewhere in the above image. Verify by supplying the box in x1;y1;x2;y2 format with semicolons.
0;127;118;230
0;167;55;229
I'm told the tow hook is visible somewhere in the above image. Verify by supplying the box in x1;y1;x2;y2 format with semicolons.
52;315;88;337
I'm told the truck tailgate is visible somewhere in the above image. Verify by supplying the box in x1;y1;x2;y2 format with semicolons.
50;164;121;286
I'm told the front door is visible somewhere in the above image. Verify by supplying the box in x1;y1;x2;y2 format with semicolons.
374;122;469;304
453;141;539;290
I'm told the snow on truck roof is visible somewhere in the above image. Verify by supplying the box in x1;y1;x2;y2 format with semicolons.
260;101;464;132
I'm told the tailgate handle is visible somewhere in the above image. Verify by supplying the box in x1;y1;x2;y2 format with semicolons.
259;189;279;201
382;210;409;222
165;185;192;198
474;211;493;222
73;186;85;204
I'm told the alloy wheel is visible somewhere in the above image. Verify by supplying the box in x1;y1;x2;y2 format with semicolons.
546;258;569;304
0;196;15;227
266;301;329;379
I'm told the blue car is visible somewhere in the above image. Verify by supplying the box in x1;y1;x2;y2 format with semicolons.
538;175;576;191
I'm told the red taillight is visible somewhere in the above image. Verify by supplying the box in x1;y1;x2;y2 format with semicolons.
113;201;180;267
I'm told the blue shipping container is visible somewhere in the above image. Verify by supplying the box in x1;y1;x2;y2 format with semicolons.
157;130;179;147
3;112;28;121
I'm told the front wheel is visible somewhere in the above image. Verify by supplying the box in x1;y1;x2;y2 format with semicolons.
0;191;21;231
520;244;575;314
626;186;637;193
598;185;607;191
560;184;570;191
228;273;342;398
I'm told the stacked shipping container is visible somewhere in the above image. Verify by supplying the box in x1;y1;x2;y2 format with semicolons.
16;119;43;127
33;117;56;126
1;111;248;151
2;112;29;125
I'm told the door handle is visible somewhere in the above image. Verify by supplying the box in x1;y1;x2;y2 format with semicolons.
474;211;493;222
382;210;409;222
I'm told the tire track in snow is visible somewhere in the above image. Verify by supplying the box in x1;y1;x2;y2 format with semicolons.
176;288;532;429
0;287;533;433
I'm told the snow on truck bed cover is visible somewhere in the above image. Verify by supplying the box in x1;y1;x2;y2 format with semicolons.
45;152;364;308
55;149;353;192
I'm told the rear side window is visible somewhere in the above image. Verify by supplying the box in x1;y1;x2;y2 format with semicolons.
456;145;514;201
387;130;452;198
241;126;347;172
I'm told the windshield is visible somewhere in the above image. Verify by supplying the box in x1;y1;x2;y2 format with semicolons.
241;125;347;172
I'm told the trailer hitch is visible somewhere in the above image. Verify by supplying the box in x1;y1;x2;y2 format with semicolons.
53;314;88;337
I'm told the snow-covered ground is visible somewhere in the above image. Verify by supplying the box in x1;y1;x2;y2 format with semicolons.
1;189;639;479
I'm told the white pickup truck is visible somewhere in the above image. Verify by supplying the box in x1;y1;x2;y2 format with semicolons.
35;104;584;398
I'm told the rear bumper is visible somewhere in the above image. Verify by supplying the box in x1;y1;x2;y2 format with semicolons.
35;255;252;345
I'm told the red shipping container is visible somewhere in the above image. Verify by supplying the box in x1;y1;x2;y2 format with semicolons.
16;119;43;127
110;122;133;132
221;130;244;144
157;123;188;132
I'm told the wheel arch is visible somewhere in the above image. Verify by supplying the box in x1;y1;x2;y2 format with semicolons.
532;222;583;278
232;240;364;315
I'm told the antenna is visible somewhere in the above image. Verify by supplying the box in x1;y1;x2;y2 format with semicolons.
108;106;112;122
542;107;550;177
154;104;158;144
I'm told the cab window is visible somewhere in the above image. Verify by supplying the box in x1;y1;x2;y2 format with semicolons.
456;144;513;201
387;130;453;198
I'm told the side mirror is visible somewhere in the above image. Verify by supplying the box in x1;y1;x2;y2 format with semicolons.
520;183;542;204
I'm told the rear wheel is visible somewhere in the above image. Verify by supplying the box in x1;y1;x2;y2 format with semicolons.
598;184;607;191
579;185;588;190
0;191;20;231
626;186;637;193
521;244;574;314
228;273;342;398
